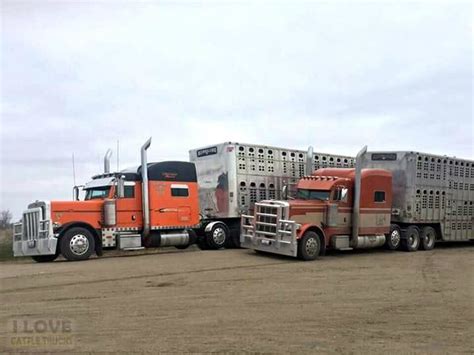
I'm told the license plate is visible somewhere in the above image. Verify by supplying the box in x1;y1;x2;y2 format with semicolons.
261;239;271;246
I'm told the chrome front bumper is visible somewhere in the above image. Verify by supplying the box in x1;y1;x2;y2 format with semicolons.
240;203;299;257
13;206;58;257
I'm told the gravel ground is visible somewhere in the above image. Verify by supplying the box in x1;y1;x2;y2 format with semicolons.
1;243;473;353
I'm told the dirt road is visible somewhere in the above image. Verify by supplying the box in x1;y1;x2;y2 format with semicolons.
1;244;473;353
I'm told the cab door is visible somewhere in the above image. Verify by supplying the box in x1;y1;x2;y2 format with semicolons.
115;182;142;228
332;184;352;234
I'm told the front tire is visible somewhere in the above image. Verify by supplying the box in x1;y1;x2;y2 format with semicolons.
385;224;401;250
297;231;321;261
401;225;420;252
31;254;59;263
60;227;95;261
420;226;436;251
205;223;229;250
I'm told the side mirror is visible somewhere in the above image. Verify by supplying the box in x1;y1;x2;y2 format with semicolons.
73;185;84;201
282;185;288;200
116;176;125;198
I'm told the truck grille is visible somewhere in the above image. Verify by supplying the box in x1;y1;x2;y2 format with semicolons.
255;205;279;237
22;209;41;241
240;200;299;257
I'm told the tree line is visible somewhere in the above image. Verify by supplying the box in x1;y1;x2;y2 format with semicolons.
0;210;13;230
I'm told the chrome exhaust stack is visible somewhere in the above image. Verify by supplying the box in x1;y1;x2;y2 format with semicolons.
141;137;152;238
104;149;113;173
351;145;367;248
305;146;314;176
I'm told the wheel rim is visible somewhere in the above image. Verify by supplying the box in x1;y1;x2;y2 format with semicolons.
212;227;226;245
305;237;319;256
390;230;401;246
70;234;89;256
408;233;418;248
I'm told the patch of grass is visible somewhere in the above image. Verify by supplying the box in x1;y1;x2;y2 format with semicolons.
0;229;14;261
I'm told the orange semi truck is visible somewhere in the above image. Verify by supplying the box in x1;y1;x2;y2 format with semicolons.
13;138;201;262
241;147;474;260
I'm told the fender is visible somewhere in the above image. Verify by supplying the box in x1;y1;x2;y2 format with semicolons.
204;221;228;233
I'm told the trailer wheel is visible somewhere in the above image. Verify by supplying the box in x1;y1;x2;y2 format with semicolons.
205;223;229;250
31;254;59;263
385;224;401;250
297;231;321;261
60;227;95;261
401;225;420;252
420;226;436;251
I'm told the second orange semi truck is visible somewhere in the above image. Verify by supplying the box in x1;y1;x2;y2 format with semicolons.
241;147;474;260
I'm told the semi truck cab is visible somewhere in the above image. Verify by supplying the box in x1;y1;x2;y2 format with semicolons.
241;166;393;260
13;138;200;262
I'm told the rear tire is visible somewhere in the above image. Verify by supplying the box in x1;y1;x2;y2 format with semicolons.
205;223;229;250
60;227;95;261
31;254;58;263
420;226;436;251
297;231;321;261
401;225;420;252
385;224;401;250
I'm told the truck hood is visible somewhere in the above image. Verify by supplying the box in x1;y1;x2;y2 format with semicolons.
50;200;104;227
288;199;327;209
51;200;104;212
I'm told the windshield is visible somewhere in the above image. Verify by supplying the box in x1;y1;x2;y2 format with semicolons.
84;186;111;200
296;189;330;201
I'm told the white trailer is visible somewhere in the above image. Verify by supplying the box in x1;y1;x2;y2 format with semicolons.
189;142;354;249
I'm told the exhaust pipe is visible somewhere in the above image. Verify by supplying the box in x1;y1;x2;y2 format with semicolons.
141;137;152;238
351;145;367;248
305;146;314;176
104;149;113;173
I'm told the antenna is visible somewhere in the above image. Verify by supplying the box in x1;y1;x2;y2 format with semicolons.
72;153;77;200
117;140;120;172
72;153;76;186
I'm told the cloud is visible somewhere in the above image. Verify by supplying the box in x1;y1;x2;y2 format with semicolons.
0;0;472;218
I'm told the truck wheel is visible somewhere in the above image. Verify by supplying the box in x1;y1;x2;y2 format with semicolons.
420;226;436;251
385;224;401;250
31;254;59;263
297;231;321;261
205;223;229;250
401;226;420;252
60;227;95;261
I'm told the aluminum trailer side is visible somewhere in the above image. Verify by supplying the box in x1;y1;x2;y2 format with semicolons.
189;142;354;248
363;151;473;246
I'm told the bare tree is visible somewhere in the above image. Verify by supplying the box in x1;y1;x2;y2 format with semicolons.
0;210;13;229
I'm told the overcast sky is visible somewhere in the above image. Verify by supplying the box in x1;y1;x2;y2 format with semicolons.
1;0;472;219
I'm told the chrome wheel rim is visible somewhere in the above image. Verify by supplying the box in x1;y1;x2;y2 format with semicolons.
390;230;401;247
70;234;89;256
409;234;418;248
305;237;319;256
212;227;226;245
